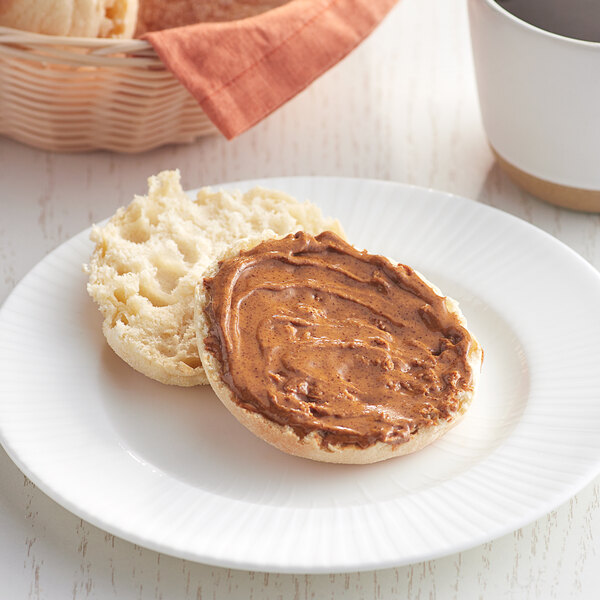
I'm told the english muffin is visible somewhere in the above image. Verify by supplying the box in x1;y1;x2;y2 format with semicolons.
0;0;139;38
195;231;483;463
85;170;344;386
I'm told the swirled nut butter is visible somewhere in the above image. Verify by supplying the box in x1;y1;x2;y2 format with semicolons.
198;231;483;464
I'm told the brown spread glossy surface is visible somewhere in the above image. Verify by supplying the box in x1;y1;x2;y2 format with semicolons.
203;231;475;449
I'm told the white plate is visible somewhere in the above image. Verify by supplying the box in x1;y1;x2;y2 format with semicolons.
1;177;600;574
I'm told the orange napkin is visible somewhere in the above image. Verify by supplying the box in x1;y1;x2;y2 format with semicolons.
143;0;398;139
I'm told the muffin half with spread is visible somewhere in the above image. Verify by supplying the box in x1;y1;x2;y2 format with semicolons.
195;231;483;464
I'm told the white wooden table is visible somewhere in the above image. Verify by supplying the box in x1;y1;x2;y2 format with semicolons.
1;0;599;597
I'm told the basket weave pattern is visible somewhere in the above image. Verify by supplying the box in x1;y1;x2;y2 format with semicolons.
0;26;217;153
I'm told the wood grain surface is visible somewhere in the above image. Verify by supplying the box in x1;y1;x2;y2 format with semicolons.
1;0;599;597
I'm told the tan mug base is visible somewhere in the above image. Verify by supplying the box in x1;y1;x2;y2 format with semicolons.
492;148;600;212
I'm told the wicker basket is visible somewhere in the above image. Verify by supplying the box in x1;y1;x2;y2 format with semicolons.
0;26;218;153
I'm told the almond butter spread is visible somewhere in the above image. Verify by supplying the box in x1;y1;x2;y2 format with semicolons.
203;231;476;449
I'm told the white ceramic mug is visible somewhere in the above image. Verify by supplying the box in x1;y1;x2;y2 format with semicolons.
468;0;600;211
